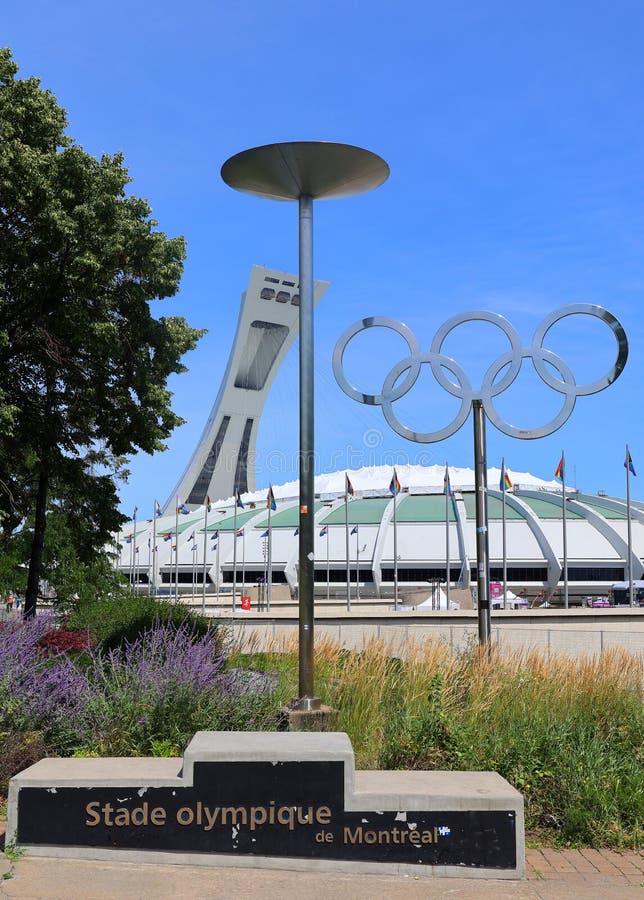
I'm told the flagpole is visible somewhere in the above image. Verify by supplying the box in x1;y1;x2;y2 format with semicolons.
267;500;272;613
345;476;351;612
393;485;399;611
502;458;508;610
215;537;220;603
147;537;152;596
626;443;634;607
232;500;238;613
562;451;569;610
242;530;246;599
152;503;158;597
356;524;360;601
326;528;330;603
262;532;268;611
191;541;197;604
132;508;138;593
174;497;179;601
445;462;451;611
128;532;133;590
201;502;208;613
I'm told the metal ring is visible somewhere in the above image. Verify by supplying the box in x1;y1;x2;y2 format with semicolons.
331;317;421;406
380;351;473;442
483;348;578;439
429;310;523;399
332;305;628;443
531;303;628;397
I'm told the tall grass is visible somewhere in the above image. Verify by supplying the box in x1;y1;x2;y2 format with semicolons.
239;634;642;848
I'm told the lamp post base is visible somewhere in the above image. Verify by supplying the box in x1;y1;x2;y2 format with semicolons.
281;699;339;732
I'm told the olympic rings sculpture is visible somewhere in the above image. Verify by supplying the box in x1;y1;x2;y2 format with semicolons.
332;305;628;442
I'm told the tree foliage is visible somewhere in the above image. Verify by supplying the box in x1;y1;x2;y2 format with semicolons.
0;49;205;613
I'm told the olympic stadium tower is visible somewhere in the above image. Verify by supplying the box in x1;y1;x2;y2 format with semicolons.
163;265;329;512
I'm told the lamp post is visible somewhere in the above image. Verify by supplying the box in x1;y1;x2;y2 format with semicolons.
222;142;388;708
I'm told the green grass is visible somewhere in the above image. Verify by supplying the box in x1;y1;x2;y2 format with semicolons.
235;635;643;849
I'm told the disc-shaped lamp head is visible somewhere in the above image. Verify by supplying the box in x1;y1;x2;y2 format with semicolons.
221;141;389;201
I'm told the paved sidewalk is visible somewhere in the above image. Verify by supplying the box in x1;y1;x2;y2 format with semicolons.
0;849;641;899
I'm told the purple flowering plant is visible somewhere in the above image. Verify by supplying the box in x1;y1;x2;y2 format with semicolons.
76;619;278;755
0;615;91;748
0;616;278;758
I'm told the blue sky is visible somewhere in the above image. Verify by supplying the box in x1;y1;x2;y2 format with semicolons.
5;1;644;514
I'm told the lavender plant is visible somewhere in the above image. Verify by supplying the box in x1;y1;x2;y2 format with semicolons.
77;620;278;755
0;616;90;749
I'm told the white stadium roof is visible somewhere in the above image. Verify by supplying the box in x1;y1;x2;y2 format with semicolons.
116;466;644;598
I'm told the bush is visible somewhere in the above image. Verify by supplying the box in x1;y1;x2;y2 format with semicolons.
0;731;47;797
39;628;96;654
0;616;91;750
66;594;214;650
74;620;279;756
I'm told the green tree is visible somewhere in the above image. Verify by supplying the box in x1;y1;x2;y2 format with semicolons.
0;49;204;615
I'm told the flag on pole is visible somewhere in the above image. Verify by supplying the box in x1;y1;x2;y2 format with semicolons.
266;485;277;511
177;500;189;515
293;527;299;536
345;474;354;497
236;490;245;509
351;525;358;535
389;468;401;496
261;530;269;538
154;500;162;517
319;525;328;537
206;496;212;513
554;456;564;482
210;530;219;540
625;451;636;476
161;532;172;542
188;531;195;542
443;466;452;496
500;463;512;491
124;534;133;544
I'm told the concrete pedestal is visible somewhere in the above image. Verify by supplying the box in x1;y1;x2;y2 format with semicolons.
8;731;524;879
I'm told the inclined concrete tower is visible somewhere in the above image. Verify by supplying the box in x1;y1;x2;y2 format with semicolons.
163;265;329;511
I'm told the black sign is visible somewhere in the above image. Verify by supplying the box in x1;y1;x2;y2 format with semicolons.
17;760;516;869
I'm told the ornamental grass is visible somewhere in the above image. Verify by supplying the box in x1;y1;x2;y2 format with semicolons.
237;632;643;848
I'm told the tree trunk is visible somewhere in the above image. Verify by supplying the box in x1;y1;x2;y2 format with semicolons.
24;459;49;618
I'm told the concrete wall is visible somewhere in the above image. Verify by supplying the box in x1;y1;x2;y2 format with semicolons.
215;609;644;658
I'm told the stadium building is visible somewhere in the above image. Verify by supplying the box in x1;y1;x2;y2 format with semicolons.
116;266;643;607
117;464;644;606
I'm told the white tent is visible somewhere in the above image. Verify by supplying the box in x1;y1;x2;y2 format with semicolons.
393;587;460;612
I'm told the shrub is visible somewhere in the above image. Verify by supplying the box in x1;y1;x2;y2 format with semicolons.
38;628;96;654
0;730;47;797
0;616;91;750
66;594;214;650
75;620;279;755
